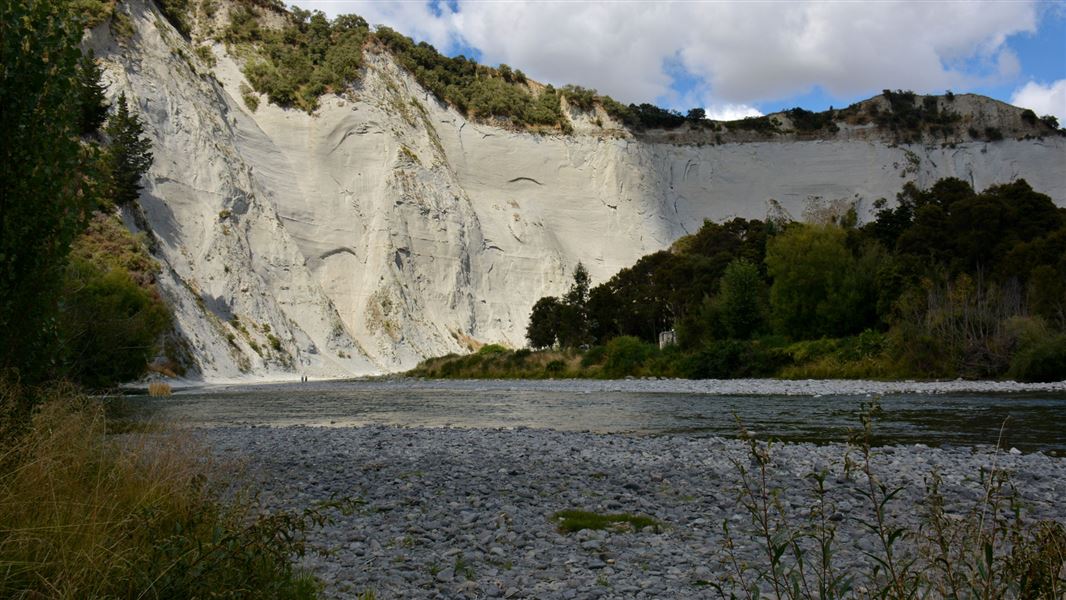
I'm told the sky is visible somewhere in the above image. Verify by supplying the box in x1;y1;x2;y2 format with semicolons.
291;0;1066;122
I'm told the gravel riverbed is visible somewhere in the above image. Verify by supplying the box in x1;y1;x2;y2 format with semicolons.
201;426;1066;599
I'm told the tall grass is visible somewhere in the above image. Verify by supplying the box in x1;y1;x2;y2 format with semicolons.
0;378;346;599
718;403;1066;599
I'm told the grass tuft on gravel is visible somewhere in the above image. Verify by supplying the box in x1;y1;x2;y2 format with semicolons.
552;509;660;534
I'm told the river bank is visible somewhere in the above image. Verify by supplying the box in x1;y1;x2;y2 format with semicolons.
200;424;1066;599
143;377;1066;396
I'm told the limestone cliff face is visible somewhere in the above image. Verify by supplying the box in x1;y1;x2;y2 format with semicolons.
89;1;1066;381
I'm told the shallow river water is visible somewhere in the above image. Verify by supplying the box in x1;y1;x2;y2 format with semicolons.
116;378;1066;454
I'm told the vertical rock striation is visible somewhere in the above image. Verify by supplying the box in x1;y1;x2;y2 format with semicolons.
89;1;1066;380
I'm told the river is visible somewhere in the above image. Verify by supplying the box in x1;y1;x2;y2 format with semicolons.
113;378;1066;454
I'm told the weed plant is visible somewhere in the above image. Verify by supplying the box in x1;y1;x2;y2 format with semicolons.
717;403;1065;599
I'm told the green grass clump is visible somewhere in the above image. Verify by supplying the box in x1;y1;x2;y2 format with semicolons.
240;82;260;112
552;509;660;534
477;343;508;356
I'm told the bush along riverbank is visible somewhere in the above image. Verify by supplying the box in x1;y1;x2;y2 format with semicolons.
409;334;902;380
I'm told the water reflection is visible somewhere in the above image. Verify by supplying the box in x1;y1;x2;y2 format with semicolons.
112;379;1066;454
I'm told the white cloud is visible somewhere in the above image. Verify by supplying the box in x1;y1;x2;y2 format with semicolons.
1011;79;1066;123
320;0;458;50
293;1;1038;109
704;104;763;121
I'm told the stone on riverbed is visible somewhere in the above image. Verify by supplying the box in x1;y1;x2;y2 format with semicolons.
199;425;1066;599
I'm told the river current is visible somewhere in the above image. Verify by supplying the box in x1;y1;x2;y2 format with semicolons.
115;378;1066;454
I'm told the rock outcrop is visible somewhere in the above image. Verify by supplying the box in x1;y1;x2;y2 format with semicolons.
88;1;1066;381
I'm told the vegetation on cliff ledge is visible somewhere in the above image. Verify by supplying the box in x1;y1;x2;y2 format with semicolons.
136;1;1066;141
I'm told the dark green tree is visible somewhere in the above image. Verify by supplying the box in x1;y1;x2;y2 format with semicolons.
77;50;109;135
557;263;592;347
0;0;90;383
675;295;719;348
588;251;677;343
717;258;767;339
105;93;154;206
766;224;875;339
563;262;590;306
526;296;561;349
1028;265;1066;328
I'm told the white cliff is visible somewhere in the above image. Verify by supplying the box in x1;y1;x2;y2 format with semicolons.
88;1;1066;381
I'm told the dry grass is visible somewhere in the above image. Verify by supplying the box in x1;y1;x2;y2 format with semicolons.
720;403;1066;599
148;381;172;396
0;378;327;599
0;388;197;596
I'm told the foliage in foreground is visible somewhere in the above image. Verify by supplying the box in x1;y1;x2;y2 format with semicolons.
717;405;1066;599
60;213;172;388
0;378;349;598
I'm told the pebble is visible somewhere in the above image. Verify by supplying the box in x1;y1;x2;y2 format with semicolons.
197;425;1066;599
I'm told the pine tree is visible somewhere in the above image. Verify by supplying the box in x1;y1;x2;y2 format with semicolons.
105;93;153;206
558;263;591;347
77;50;109;135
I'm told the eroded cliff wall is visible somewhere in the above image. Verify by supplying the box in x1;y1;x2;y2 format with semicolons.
89;1;1066;381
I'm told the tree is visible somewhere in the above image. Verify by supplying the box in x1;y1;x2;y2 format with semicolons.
686;107;706;121
563;262;590;306
1;0;90;383
105;93;153;206
717;258;767;339
766;224;876;339
526;296;561;349
557;263;592;347
77;50;109;135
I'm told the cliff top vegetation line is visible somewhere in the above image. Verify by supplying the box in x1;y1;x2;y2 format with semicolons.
85;0;1065;143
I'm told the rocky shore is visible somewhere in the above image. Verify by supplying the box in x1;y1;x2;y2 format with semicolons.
200;425;1066;599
